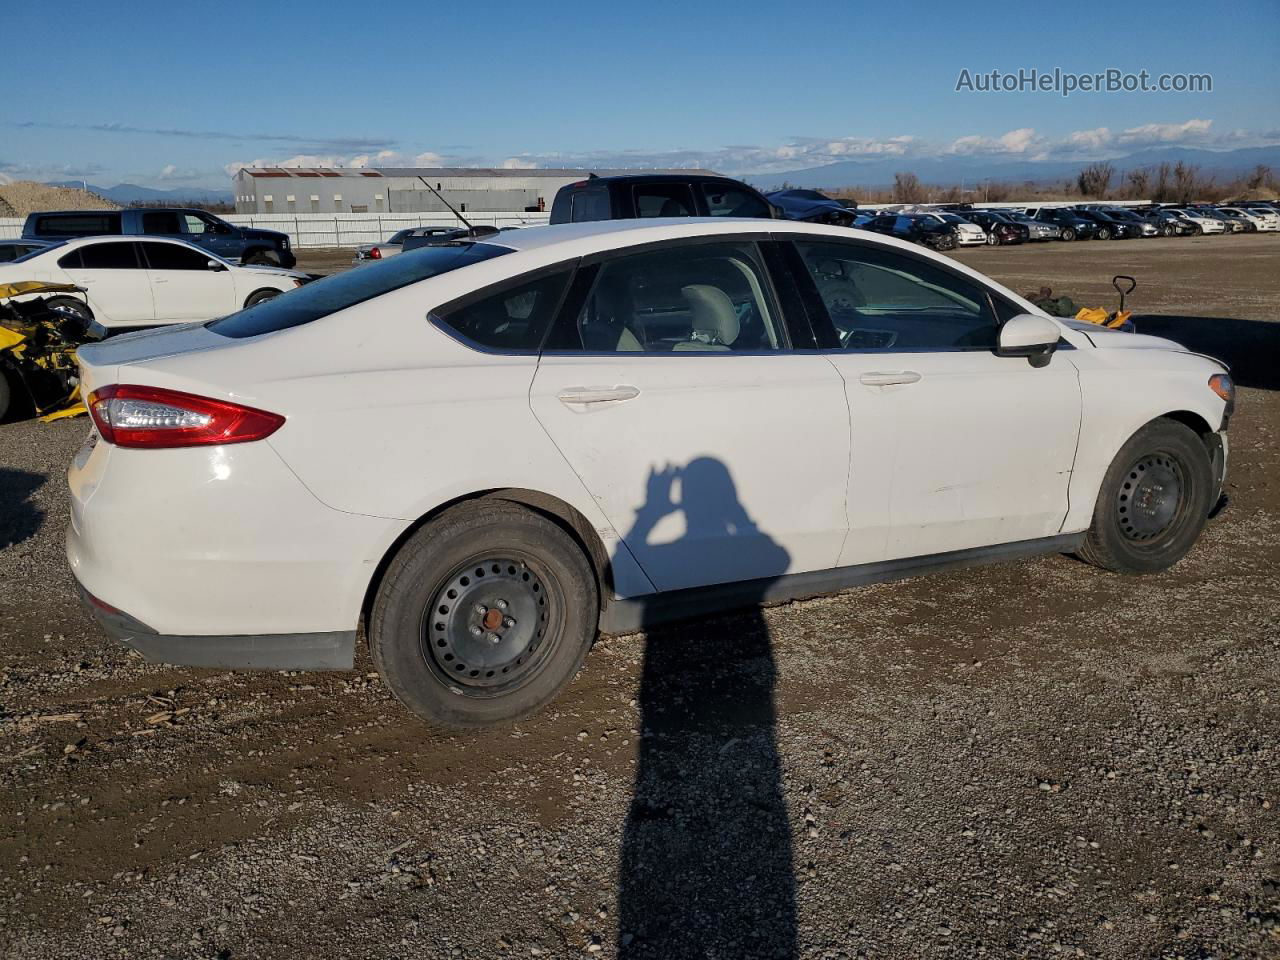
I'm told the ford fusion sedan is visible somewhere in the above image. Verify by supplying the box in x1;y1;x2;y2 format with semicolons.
0;236;307;330
68;218;1232;730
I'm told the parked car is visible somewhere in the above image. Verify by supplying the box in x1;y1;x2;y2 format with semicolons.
23;208;296;268
1100;208;1160;237
1070;209;1138;240
1136;208;1197;236
993;210;1061;241
0;236;307;330
766;189;856;226
962;211;1028;245
862;214;958;251
401;225;500;252
1221;206;1280;231
916;213;987;246
1210;207;1260;232
549;174;778;224
353;227;426;265
68;219;1232;729
1190;207;1244;233
1025;207;1098;241
1164;208;1226;235
0;238;54;262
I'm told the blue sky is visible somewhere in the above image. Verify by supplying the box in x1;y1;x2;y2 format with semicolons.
6;0;1278;189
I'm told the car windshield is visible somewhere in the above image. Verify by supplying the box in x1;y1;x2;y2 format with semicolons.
209;242;512;339
940;214;966;223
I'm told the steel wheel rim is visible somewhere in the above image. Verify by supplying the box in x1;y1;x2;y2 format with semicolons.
421;556;555;693
1117;452;1186;543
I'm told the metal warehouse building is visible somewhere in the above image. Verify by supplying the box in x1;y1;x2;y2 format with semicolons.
231;167;716;215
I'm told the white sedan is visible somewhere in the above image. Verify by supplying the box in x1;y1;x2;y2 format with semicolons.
1167;209;1226;235
918;212;987;245
67;219;1233;729
0;236;307;330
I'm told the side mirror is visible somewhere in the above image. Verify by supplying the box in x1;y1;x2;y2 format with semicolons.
206;259;227;272
997;313;1061;367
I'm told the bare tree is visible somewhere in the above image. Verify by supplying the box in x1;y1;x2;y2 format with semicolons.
1246;164;1274;192
1172;162;1214;204
1076;161;1115;198
1150;162;1173;202
1125;167;1151;199
892;171;925;204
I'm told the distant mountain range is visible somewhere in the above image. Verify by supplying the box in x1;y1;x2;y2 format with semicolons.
744;145;1280;191
48;181;234;206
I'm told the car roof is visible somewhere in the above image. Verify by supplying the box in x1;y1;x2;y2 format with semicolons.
561;174;750;188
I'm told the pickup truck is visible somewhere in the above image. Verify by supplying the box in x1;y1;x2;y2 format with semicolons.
22;208;296;268
549;174;779;224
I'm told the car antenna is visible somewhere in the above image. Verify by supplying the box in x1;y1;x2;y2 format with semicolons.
417;176;477;236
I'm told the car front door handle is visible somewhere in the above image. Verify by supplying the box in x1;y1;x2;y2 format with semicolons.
859;370;922;386
556;385;641;407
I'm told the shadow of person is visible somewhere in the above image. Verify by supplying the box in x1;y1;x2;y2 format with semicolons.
1133;314;1280;391
0;468;46;551
617;457;795;959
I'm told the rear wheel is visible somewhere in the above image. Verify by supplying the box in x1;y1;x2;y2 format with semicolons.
45;296;93;323
1060;228;1076;242
0;367;12;421
1077;419;1213;575
371;500;598;730
244;288;281;308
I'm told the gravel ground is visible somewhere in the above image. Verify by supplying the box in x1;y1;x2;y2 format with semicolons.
1;238;1278;959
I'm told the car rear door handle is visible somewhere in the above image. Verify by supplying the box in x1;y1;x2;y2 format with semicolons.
859;370;922;386
556;385;641;407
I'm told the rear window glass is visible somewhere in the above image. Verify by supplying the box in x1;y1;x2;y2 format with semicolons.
208;242;511;339
32;213;121;236
570;188;610;223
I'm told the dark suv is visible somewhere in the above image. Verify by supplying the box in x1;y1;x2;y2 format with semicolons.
1026;207;1098;241
863;214;957;251
549;174;778;224
963;211;1028;245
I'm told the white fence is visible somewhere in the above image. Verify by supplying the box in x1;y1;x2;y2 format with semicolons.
0;211;551;248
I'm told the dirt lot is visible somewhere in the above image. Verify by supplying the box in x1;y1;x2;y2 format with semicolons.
1;235;1278;959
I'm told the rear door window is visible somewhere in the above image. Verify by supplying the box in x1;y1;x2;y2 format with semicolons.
702;184;770;218
632;183;696;218
68;241;142;270
433;269;571;352
141;212;184;234
569;188;610;223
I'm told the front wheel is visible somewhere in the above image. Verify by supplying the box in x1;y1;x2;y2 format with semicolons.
1077;419;1214;575
1096;227;1112;240
1060;228;1076;242
244;250;281;267
986;232;999;246
371;500;598;730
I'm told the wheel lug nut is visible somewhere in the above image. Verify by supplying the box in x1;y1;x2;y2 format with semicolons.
469;626;482;636
504;618;516;628
496;599;508;610
474;604;487;615
487;633;501;644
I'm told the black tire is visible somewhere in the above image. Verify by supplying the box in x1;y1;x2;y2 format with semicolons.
1096;227;1112;240
985;232;998;246
1077;419;1213;575
371;500;598;730
45;296;93;323
244;289;281;308
0;367;11;422
1061;228;1076;242
1192;224;1203;236
244;250;281;267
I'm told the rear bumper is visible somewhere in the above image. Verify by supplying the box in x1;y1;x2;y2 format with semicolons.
76;580;354;670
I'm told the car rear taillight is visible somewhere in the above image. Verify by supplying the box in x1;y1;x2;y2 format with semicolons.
369;246;382;259
87;385;284;449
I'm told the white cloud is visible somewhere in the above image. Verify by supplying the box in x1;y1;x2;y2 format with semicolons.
948;127;1042;155
1116;118;1213;146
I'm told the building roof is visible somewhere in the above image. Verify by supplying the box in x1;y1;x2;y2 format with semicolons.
237;166;720;179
